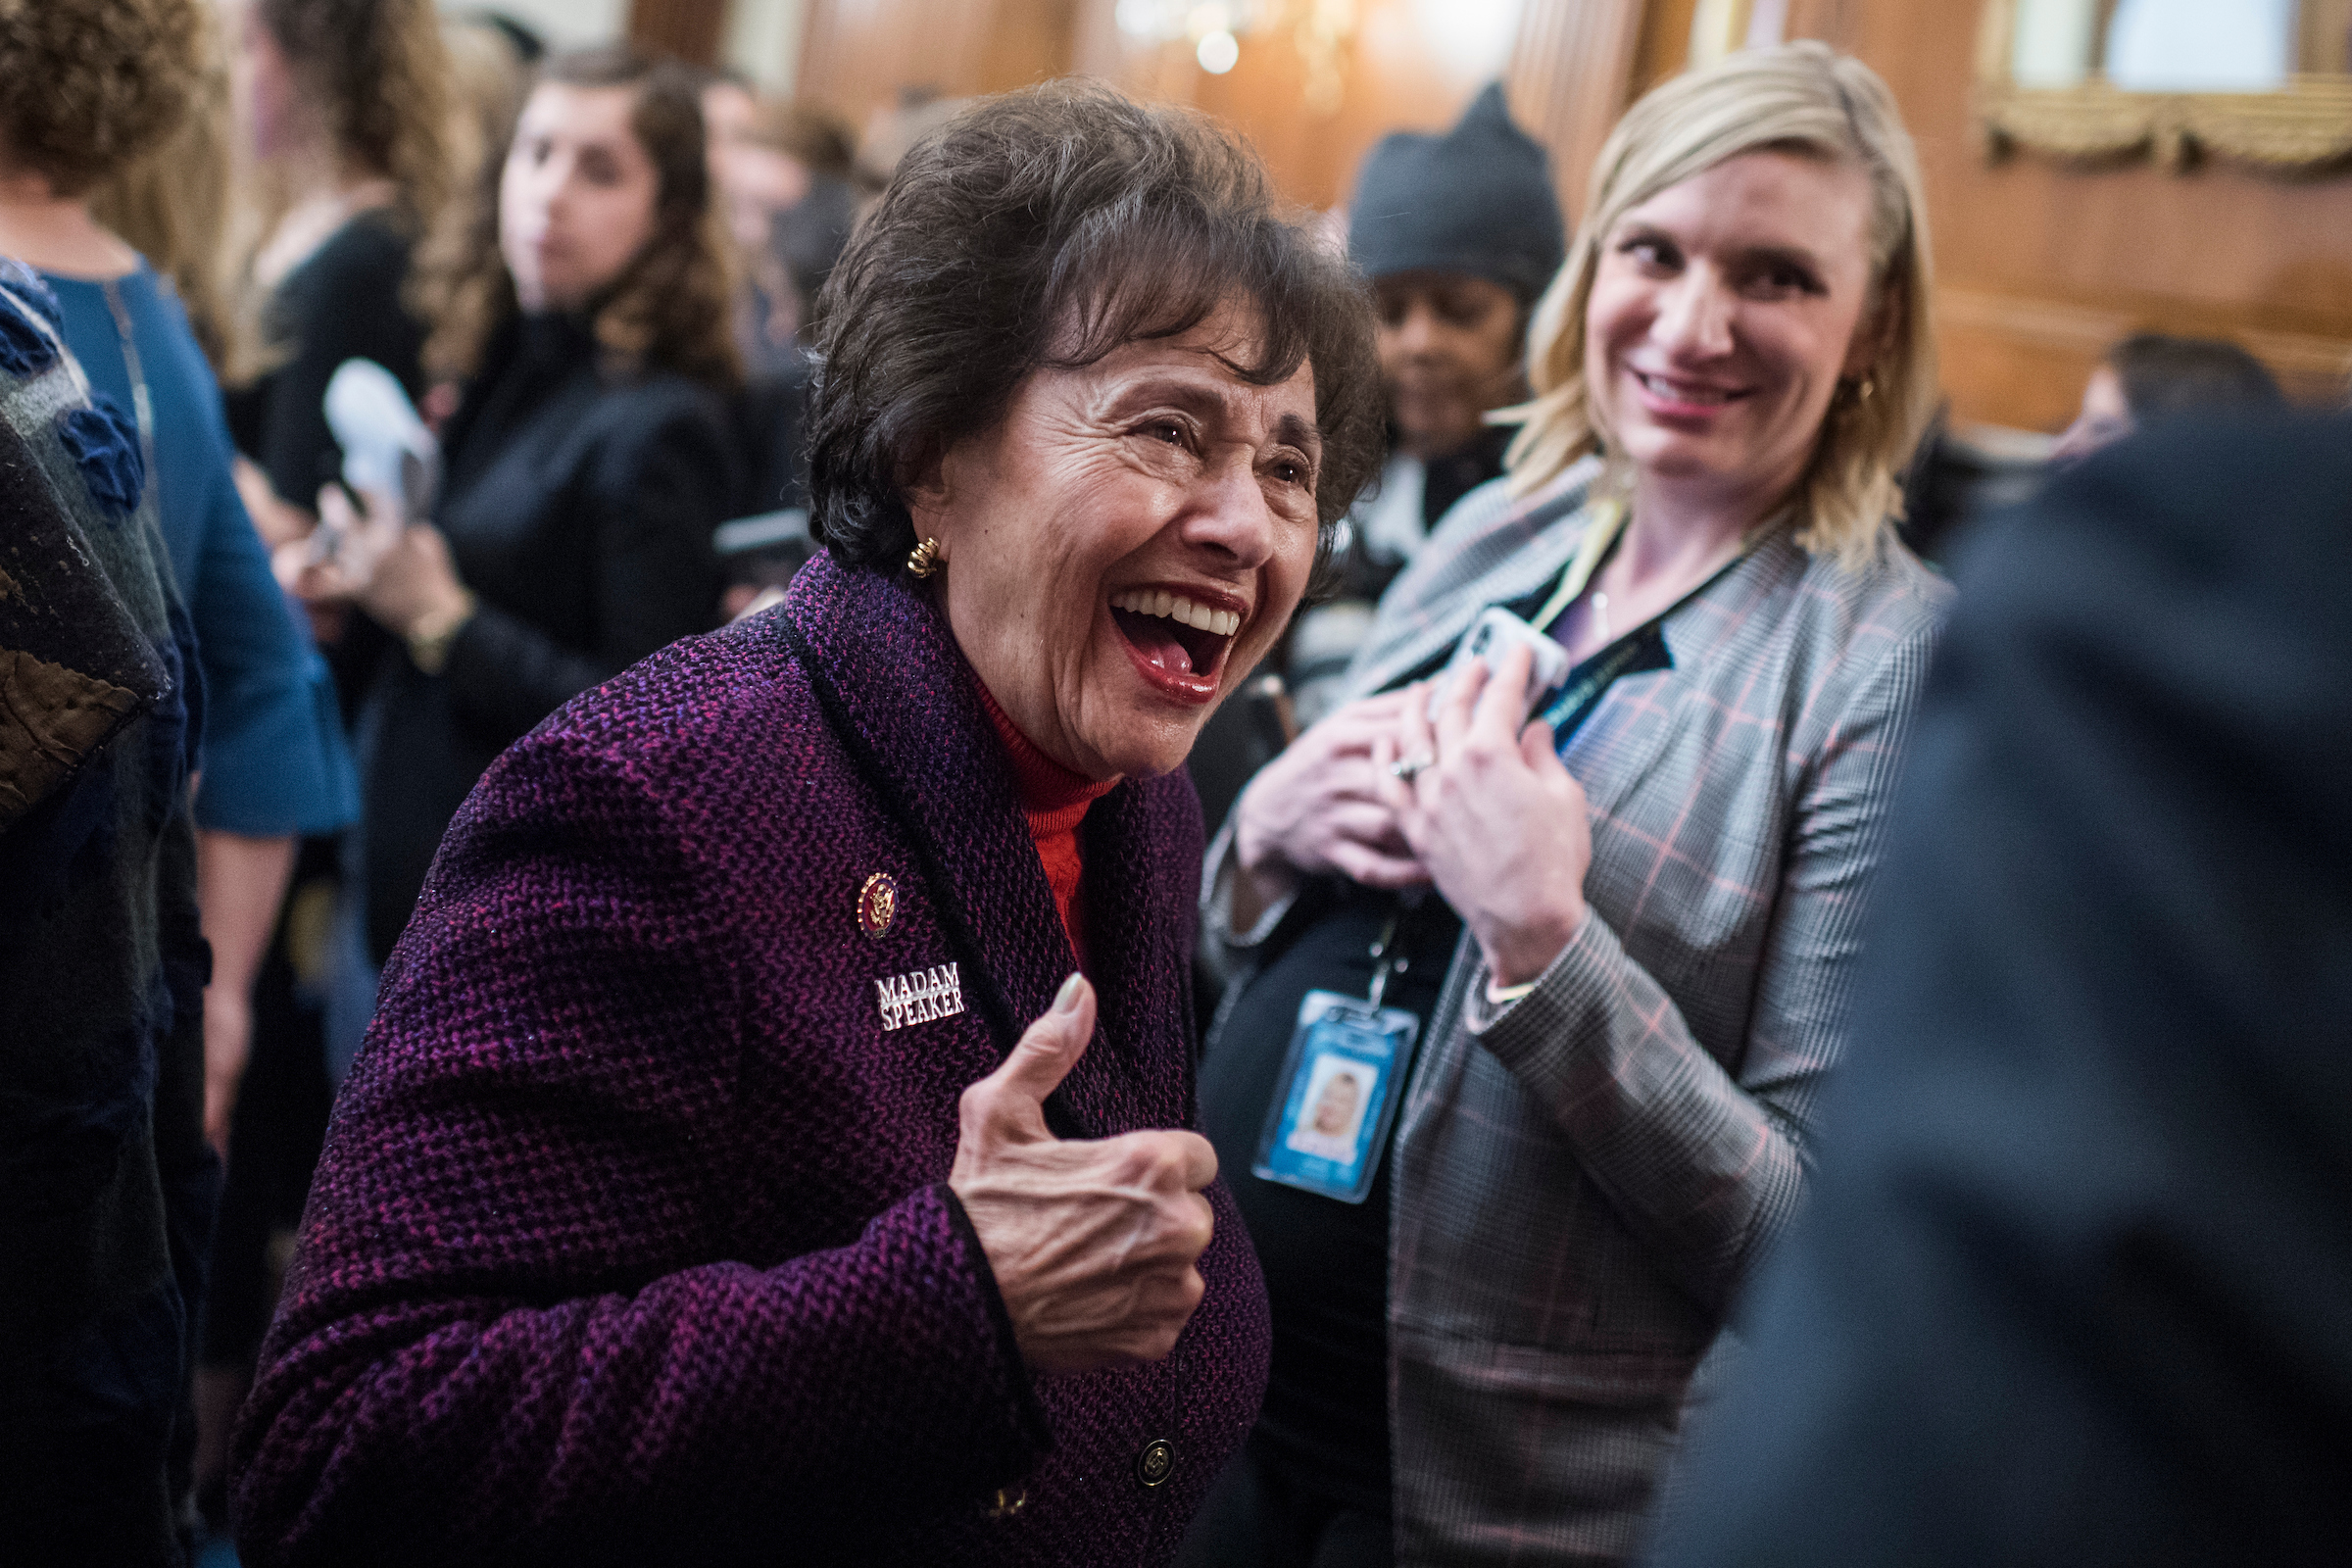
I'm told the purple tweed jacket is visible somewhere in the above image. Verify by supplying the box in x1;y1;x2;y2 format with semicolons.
231;554;1270;1566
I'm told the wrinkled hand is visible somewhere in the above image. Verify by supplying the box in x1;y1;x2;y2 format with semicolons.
1374;643;1592;988
950;974;1219;1375
1232;690;1427;901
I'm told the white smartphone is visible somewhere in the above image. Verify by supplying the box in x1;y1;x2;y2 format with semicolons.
1429;606;1573;725
324;358;438;517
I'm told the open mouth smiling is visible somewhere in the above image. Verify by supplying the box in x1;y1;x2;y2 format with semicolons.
1632;368;1750;408
1108;587;1244;705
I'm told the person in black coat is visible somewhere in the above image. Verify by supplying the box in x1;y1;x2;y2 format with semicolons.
1642;410;2352;1568
292;45;739;972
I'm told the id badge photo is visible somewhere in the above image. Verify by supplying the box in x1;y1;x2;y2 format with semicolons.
1251;990;1421;1204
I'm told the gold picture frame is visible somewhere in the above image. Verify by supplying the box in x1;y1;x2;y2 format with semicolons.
1976;0;2352;174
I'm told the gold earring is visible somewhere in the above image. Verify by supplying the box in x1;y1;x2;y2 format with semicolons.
906;536;944;578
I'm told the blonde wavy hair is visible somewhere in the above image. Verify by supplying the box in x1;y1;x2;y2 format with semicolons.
415;46;741;392
1506;42;1936;566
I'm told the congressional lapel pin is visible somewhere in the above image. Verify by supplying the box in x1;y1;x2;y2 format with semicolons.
858;871;898;939
877;962;964;1032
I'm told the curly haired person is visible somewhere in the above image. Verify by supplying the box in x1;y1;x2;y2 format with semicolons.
0;0;360;1157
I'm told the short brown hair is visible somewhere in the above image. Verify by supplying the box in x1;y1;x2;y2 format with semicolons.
0;0;206;197
808;81;1384;571
416;46;740;391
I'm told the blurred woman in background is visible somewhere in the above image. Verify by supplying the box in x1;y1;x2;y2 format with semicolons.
292;45;738;985
224;0;451;545
712;92;859;544
83;9;242;377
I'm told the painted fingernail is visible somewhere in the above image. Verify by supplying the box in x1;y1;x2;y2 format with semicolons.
1054;971;1086;1014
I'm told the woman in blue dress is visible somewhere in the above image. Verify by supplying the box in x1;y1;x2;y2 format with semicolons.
0;3;359;1153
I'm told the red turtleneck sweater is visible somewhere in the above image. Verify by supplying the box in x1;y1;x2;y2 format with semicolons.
976;683;1118;969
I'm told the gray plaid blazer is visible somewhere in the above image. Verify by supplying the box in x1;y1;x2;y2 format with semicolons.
1206;465;1951;1565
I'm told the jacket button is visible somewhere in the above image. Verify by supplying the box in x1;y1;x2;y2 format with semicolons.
1136;1437;1176;1489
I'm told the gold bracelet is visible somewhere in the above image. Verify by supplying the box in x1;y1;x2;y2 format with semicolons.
406;589;476;676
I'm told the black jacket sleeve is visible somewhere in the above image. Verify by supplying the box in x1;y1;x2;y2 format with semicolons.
254;220;426;512
1642;412;2352;1568
442;388;731;741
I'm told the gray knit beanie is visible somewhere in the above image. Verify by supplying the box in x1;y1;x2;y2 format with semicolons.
1346;82;1566;303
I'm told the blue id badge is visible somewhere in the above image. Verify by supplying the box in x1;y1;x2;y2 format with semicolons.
1251;990;1422;1203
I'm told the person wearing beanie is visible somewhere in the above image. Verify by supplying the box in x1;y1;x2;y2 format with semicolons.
1183;85;1563;835
1294;83;1566;728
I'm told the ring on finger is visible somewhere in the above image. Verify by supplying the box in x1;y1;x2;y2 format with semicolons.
1388;752;1435;783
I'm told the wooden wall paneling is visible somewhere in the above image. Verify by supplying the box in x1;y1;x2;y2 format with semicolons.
1788;0;2352;425
2300;0;2352;74
1778;0;1855;49
1938;287;2352;422
980;0;1083;101
1072;1;1529;213
1630;0;1704;95
796;0;1070;122
630;0;730;65
1506;0;1649;225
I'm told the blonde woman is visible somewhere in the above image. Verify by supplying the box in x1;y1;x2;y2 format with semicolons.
1189;43;1951;1566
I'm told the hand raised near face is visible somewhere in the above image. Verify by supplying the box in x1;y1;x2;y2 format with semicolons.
1232;689;1427;898
1374;643;1593;988
949;974;1219;1374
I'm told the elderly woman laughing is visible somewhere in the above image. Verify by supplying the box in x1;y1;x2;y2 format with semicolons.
230;84;1383;1567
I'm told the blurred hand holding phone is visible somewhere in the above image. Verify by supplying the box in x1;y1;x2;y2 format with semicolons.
304;358;439;588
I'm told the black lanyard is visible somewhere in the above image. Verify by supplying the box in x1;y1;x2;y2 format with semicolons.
1535;546;1747;746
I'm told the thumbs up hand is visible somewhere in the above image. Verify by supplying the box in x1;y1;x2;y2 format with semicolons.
949;972;1220;1375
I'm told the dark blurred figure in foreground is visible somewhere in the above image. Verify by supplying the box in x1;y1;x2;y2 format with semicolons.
0;262;212;1567
1645;411;2352;1568
2052;331;2282;461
